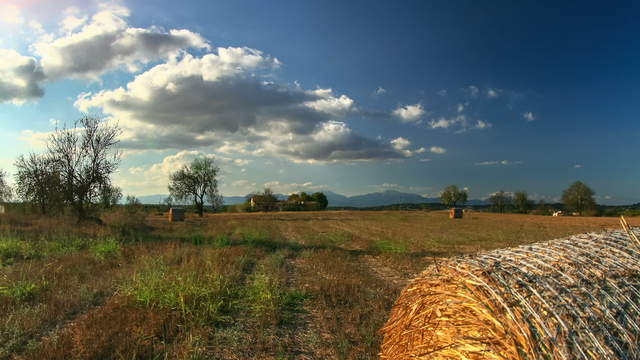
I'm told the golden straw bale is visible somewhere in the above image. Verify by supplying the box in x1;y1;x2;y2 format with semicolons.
381;229;640;360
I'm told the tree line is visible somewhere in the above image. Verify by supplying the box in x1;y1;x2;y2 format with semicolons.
440;182;598;215
0;115;330;220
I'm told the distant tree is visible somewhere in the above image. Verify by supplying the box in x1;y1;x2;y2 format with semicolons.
99;183;122;209
48;115;121;220
311;192;328;209
562;181;596;215
249;188;279;212
513;191;532;213
488;190;512;213
440;185;468;207
14;153;64;214
0;170;11;204
168;157;222;217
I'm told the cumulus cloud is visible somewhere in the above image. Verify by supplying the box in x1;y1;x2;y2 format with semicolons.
475;160;523;166
33;3;209;80
75;44;412;163
392;103;425;123
487;88;499;98
373;86;386;96
429;146;446;154
523;112;535;121
428;115;491;132
0;49;45;104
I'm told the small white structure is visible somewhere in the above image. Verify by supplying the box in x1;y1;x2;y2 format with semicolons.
552;211;563;217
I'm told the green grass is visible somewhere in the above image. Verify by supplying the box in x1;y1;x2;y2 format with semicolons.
0;238;35;265
90;238;122;261
122;258;238;325
370;237;408;253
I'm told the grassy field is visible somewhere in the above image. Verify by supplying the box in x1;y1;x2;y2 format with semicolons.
0;210;635;359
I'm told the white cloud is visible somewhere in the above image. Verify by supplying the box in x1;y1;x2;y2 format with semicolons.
429;146;446;154
33;3;210;80
428;114;491;132
475;160;523;166
0;49;45;104
456;103;465;113
474;120;492;129
523;112;535;121
436;89;447;96
573;164;583;169
428;115;464;129
374;86;386;95
0;4;24;24
392;103;425;123
76;46;412;163
418;158;431;162
487;88;499;98
390;137;411;150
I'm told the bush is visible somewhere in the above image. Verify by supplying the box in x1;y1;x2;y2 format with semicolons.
0;279;44;302
0;238;37;264
90;238;122;261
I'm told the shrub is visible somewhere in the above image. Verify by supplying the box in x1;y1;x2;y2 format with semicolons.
0;279;44;302
0;238;37;264
90;238;122;261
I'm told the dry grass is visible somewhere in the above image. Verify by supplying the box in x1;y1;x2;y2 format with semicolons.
0;209;636;359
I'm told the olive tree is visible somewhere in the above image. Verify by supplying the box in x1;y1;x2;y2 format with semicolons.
562;181;596;215
440;185;468;207
47;116;121;220
14;153;64;214
168;157;223;217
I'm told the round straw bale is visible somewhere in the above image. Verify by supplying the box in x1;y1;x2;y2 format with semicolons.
380;229;640;360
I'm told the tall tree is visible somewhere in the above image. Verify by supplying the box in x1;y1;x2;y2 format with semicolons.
513;191;531;213
0;170;11;204
168;157;223;217
440;185;468;207
311;192;328;209
48;115;121;220
14;153;64;214
562;181;596;215
488;190;512;213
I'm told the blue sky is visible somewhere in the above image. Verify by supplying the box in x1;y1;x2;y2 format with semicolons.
0;0;638;204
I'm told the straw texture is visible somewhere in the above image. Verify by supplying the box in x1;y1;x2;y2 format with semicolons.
381;228;640;360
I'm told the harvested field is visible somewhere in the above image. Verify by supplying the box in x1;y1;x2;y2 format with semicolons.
0;210;636;359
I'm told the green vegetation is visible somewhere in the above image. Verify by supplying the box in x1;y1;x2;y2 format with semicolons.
440;184;468;207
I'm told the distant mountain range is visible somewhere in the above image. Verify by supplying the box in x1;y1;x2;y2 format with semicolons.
136;190;487;207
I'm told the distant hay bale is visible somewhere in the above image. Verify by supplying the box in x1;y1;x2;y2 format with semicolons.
381;228;640;360
449;208;463;219
168;208;185;222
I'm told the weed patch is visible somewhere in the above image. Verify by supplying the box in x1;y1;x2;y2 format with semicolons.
90;238;122;261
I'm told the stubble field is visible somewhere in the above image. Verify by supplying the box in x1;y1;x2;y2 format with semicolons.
0;210;634;359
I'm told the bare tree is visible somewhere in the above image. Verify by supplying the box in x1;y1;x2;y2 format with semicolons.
48;115;121;220
0;170;12;204
168;157;222;217
488;190;512;213
14;153;63;214
513;191;531;213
